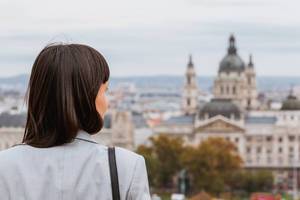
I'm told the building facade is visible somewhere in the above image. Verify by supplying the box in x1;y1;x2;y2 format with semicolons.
156;34;300;193
213;35;258;110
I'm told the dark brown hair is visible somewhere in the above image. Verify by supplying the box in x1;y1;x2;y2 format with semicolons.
23;43;110;147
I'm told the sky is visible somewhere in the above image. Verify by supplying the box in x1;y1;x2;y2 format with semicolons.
0;0;300;77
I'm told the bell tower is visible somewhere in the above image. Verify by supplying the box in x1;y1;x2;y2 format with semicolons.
245;54;258;110
182;55;198;114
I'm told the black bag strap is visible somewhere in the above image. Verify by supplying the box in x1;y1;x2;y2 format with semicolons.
108;146;121;200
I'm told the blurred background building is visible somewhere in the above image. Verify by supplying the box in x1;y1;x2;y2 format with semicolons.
154;35;300;193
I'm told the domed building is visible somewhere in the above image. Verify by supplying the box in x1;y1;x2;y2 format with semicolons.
281;89;300;110
198;98;242;120
218;35;245;74
213;35;258;110
154;34;300;193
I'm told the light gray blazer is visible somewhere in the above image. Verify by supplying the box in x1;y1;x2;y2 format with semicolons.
0;130;151;200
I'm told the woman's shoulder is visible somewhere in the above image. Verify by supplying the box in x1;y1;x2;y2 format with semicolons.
0;145;26;170
108;146;147;182
0;145;25;157
114;146;144;162
92;142;143;162
104;145;145;171
113;146;150;198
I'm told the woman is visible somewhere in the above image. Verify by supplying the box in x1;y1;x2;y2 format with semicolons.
0;44;151;200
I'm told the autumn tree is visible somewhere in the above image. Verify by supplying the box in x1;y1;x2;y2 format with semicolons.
136;134;185;188
137;135;245;195
151;134;185;188
182;137;243;195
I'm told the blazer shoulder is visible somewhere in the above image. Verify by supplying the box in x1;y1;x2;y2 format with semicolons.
113;146;146;181
0;145;25;158
0;145;26;170
114;146;144;163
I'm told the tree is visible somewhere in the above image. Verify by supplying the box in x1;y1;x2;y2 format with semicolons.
227;169;274;197
182;137;243;195
150;134;185;188
137;134;185;188
136;144;159;186
243;170;273;194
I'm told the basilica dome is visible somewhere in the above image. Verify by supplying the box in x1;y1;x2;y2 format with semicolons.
219;35;245;73
198;98;242;120
281;93;300;110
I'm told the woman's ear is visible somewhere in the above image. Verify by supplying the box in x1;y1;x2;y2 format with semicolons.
95;82;109;118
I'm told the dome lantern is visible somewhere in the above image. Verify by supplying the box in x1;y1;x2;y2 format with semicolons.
218;34;245;74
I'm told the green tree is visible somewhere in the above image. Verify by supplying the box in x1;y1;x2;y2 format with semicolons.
228;169;274;195
182;137;243;195
150;134;185;188
244;170;274;194
136;144;159;186
137;134;185;188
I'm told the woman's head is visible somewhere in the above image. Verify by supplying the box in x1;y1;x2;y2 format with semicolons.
23;43;110;147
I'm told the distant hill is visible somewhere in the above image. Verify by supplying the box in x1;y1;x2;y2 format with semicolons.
0;74;299;93
0;74;29;85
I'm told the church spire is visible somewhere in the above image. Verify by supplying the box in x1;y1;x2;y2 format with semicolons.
228;34;237;55
248;54;254;67
188;54;194;68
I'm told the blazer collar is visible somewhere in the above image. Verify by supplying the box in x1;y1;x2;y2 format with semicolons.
75;129;98;144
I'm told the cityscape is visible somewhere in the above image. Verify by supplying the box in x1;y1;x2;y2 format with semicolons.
0;34;300;199
2;0;300;199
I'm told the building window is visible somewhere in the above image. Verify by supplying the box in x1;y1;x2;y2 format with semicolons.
246;136;252;142
289;135;295;142
247;147;251;153
220;86;224;94
278;147;283;153
247;99;251;107
233;86;236;94
266;136;273;142
187;98;190;106
257;147;262;153
235;137;239;143
278;137;283;142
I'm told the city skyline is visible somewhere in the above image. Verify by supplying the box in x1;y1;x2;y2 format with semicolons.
1;0;300;77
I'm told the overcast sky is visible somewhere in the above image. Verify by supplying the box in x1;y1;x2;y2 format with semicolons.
0;0;300;77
